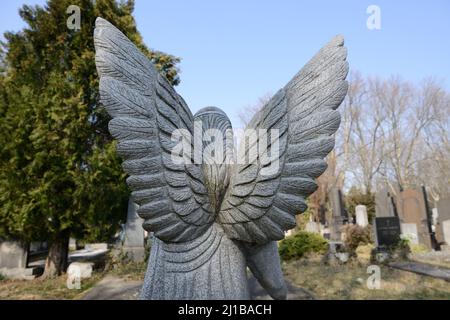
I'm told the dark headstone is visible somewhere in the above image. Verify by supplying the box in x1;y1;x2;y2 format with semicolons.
329;188;347;241
319;205;327;225
374;217;401;247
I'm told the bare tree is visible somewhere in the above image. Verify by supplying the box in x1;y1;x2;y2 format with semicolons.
339;72;386;194
414;81;450;196
236;74;450;203
238;93;272;127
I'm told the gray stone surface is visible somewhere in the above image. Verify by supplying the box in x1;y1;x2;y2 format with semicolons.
94;17;348;300
441;220;450;245
84;243;108;251
67;248;109;270
28;248;109;270
81;276;142;300
0;241;28;269
122;199;145;262
389;261;450;282
436;198;450;244
375;188;396;218
0;266;41;280
81;275;314;300
329;188;347;241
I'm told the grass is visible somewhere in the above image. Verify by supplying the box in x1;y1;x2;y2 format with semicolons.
283;258;450;300
0;251;148;300
0;273;103;300
106;261;147;281
2;252;449;300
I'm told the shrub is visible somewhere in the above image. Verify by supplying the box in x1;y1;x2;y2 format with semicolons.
279;231;328;261
355;244;374;264
343;224;373;254
345;188;375;222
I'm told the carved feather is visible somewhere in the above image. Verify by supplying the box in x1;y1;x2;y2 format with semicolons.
94;17;214;243
219;35;348;244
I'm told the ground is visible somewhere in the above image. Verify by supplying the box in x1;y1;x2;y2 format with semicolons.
1;257;450;300
282;258;450;300
0;274;102;300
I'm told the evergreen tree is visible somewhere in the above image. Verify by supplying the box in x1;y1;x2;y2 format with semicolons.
0;0;180;277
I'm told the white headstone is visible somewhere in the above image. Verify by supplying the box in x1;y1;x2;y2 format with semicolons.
305;221;320;233
401;223;419;245
67;262;93;279
69;238;77;251
355;205;369;227
442;220;450;245
285;229;295;237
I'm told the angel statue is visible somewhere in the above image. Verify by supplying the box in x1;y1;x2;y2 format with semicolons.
94;17;348;300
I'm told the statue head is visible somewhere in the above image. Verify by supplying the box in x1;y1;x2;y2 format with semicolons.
194;107;234;213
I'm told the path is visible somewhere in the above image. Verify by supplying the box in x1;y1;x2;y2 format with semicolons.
81;275;314;300
81;276;142;300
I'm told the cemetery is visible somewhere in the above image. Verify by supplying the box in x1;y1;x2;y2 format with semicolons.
0;0;450;304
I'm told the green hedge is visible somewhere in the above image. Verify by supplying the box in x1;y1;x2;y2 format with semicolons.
279;231;328;261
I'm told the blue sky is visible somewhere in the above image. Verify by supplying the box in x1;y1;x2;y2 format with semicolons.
1;0;449;127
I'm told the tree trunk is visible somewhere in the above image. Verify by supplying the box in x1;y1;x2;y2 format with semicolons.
42;230;70;278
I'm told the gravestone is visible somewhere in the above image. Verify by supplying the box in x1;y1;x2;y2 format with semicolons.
319;205;327;225
355;205;369;227
401;223;419;245
396;189;432;249
435;198;450;245
441;221;450;246
375;188;396;217
0;241;28;269
374;217;401;247
305;221;320;234
329;188;347;241
67;262;94;279
85;243;108;251
29;242;47;253
69;238;77;251
122;199;145;262
0;241;41;280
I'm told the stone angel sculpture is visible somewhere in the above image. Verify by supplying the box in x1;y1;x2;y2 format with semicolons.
94;17;348;300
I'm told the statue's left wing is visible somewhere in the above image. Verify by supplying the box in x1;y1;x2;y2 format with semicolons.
94;18;214;243
219;36;348;244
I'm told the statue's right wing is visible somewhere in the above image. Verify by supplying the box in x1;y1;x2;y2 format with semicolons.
219;36;348;244
94;18;213;243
